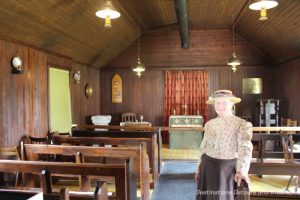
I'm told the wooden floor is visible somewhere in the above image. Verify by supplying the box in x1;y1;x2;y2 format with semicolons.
161;145;300;194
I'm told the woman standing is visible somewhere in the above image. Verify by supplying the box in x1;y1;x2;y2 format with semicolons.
195;90;253;200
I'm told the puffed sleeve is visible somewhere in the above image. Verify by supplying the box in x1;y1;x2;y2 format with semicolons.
236;121;253;176
196;122;209;173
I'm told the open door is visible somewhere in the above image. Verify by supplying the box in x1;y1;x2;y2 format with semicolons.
49;67;72;133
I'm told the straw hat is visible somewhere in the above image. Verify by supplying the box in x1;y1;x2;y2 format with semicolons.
206;90;241;104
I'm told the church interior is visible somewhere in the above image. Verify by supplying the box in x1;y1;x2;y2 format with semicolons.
0;0;300;199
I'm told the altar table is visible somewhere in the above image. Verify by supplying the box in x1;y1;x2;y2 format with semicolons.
169;115;203;149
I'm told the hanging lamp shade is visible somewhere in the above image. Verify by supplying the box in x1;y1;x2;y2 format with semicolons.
96;0;120;28
228;53;241;66
227;15;241;72
132;19;146;78
227;53;241;72
132;58;146;78
249;0;278;20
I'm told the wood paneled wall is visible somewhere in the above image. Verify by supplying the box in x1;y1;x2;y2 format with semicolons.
71;63;100;125
101;29;271;126
101;67;272;126
0;38;100;147
106;29;267;68
101;69;164;125
274;58;300;123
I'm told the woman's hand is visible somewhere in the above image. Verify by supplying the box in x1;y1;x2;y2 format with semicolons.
195;173;200;183
234;172;250;187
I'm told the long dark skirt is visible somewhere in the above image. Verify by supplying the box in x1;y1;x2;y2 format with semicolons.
196;154;237;200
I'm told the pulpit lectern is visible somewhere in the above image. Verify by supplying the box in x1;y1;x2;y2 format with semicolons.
169;115;203;149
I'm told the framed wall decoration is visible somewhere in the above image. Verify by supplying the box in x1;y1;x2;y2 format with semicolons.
112;74;122;103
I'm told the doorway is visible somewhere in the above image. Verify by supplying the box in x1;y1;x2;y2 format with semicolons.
49;67;72;133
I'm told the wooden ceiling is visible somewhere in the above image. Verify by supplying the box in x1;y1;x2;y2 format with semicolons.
0;0;299;68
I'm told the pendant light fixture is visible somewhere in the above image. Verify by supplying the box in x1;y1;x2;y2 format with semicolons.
96;0;120;28
132;20;146;78
249;0;278;21
227;15;241;73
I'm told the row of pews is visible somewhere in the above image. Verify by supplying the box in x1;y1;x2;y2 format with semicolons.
1;125;300;199
0;127;161;200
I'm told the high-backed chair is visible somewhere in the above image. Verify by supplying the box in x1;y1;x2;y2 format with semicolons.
0;146;21;186
121;113;136;122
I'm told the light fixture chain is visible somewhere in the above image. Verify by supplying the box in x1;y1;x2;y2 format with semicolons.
137;18;140;59
232;15;235;54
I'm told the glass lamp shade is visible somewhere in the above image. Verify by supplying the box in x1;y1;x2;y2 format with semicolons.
95;0;120;28
132;58;146;78
12;56;22;70
249;0;278;10
228;53;241;72
11;56;24;74
249;0;278;20
227;53;241;66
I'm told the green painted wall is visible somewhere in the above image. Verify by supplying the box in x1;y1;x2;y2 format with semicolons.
49;68;72;133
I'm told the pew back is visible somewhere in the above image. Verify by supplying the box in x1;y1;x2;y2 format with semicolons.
53;133;158;182
24;143;150;200
0;160;136;200
70;130;159;181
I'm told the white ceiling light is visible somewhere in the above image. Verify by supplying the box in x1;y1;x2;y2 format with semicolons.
249;0;278;21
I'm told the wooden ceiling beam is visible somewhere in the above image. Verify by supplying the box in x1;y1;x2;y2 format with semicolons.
174;0;189;48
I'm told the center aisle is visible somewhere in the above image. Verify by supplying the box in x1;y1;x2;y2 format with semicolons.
150;161;197;200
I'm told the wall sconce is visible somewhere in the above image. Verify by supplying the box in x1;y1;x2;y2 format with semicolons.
85;83;93;98
11;56;23;74
73;71;81;84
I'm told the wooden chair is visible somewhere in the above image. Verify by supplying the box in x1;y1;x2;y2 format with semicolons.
281;117;288;126
287;119;298;133
29;136;49;144
0;146;21;186
121;113;136;122
28;136;54;161
280;118;299;192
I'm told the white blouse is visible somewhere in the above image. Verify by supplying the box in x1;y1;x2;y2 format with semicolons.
196;115;253;176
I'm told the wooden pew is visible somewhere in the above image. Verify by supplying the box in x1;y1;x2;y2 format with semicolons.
252;133;300;162
0;183;108;200
0;159;136;200
247;163;300;199
53;132;159;183
0;188;72;200
250;163;300;176
23;143;150;200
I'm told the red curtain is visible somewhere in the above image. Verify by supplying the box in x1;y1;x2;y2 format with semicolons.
163;70;209;143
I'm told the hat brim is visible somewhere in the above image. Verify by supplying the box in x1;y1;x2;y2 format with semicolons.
206;96;241;105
